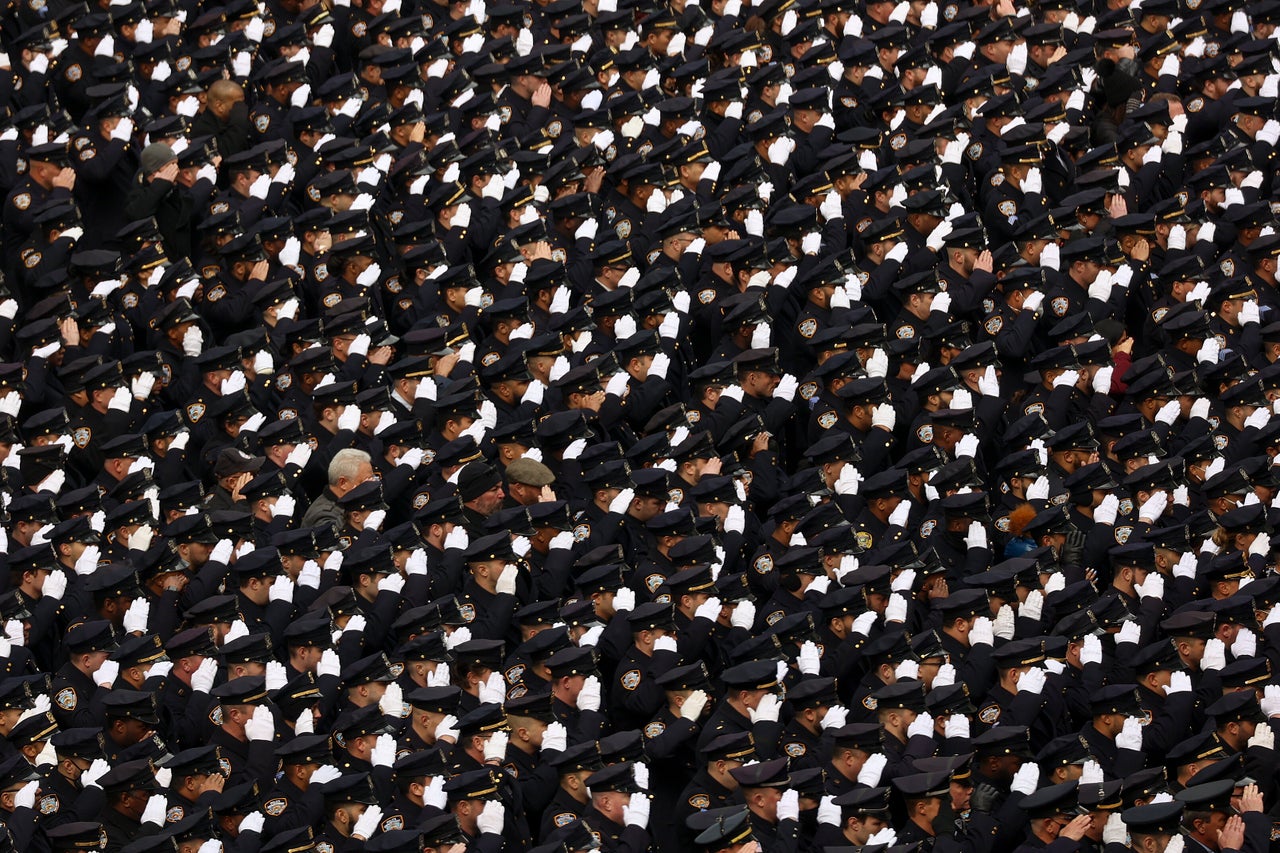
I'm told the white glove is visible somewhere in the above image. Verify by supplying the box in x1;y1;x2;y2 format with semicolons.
767;137;795;165
926;220;953;252
797;640;822;675
122;598;150;633
1139;491;1168;522
678;689;709;722
483;729;509;763
944;714;970;740
90;659;118;688
189;657;218;693
1010;762;1040;795
970;617;994;647
1164;671;1193;696
818;795;841;827
1241;300;1262;325
871;404;896;432
964;521;988;550
724;505;746;534
352;805;384;840
109;117;134;142
245;705;274;741
614;587;635;612
1018;667;1047;696
623;793;651;828
578;675;602;711
907;711;935;739
1137;572;1165;601
731;601;756;629
695;596;723;623
1116;620;1141;646
1248;723;1275;750
140;793;167;825
1233;628;1258;658
1116;717;1144;751
182;326;203;356
1203;638;1227;671
1094;494;1119;526
773;374;799;402
858;753;887;786
749;693;781;723
776;790;799;823
820;191;843;222
496;564;518;595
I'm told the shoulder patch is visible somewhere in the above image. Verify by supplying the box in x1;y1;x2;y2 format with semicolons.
38;794;59;815
620;669;641;690
855;530;874;550
254;114;272;133
862;694;877;711
322;292;343;308
554;812;577;828
984;316;1003;335
72;426;92;449
784;742;807;757
458;603;476;623
206;284;227;303
573;522;591;543
166;806;185;823
916;424;934;443
1051;296;1069;317
818;411;838;430
186;402;206;423
895;325;915;339
65;64;82;82
698;287;716;304
798;317;818;339
689;794;711;810
997;200;1017;217
978;704;1001;724
643;721;666;739
12;193;30;211
754;554;774;574
264;797;287;817
55;687;77;711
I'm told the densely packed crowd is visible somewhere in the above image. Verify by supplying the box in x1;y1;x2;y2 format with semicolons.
0;0;1279;850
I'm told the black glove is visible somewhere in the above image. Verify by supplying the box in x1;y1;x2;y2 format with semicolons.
970;782;1001;814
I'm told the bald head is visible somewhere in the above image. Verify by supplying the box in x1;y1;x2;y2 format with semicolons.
207;80;245;119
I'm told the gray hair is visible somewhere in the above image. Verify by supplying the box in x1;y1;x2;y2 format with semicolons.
328;448;372;486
